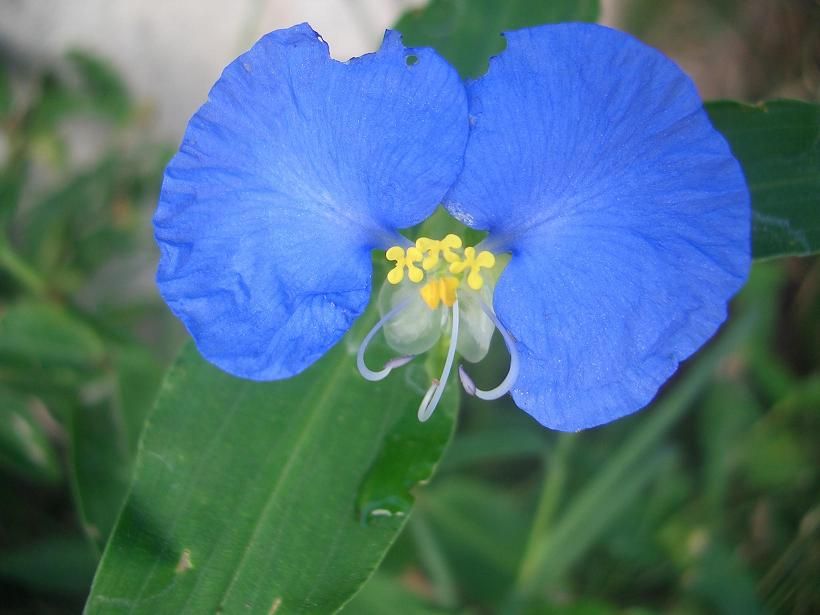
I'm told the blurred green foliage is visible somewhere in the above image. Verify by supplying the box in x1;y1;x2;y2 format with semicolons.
0;0;818;613
396;0;598;77
0;47;176;611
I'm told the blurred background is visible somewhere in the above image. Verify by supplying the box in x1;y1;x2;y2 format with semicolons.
0;0;818;613
0;0;428;138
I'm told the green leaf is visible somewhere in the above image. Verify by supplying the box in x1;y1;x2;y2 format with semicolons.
69;348;174;550
356;369;457;522
20;147;168;279
21;155;118;271
0;385;61;482
0;162;26;224
115;347;166;455
24;71;84;138
0;302;105;372
69;395;135;552
66;50;131;123
23;52;131;138
396;0;600;77
86;340;457;614
706;100;820;259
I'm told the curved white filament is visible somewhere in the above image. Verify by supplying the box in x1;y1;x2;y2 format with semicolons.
458;300;519;401
417;381;438;421
356;300;414;382
418;300;460;422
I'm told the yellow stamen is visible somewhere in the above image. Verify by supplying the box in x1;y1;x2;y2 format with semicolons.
416;234;463;270
449;247;495;290
386;246;424;284
419;276;460;310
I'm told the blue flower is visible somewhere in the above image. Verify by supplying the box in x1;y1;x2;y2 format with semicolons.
443;24;750;430
155;23;750;433
154;24;468;380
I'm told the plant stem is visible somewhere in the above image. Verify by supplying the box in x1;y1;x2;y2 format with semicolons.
519;434;575;572
409;512;459;609
504;434;575;615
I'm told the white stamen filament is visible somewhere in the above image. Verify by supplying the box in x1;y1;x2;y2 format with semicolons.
458;299;519;400
356;299;414;382
418;300;460;422
417;381;438;420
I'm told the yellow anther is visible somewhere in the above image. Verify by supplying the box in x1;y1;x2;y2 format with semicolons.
386;245;424;284
419;276;460;310
416;234;463;270
449;246;496;290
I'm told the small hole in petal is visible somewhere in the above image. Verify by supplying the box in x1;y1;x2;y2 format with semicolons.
405;54;419;67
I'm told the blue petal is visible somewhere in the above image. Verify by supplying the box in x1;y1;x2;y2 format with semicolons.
155;24;468;380
444;24;750;430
